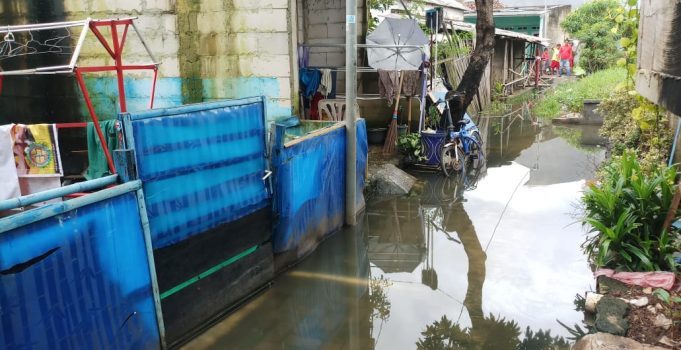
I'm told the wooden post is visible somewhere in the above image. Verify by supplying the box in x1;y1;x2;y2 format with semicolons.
503;40;508;85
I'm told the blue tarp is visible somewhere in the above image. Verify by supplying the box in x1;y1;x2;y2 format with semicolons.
121;98;271;249
271;119;367;253
0;191;160;350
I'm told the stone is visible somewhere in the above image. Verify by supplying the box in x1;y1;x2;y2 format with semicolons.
595;295;630;336
369;164;417;196
629;296;649;308
572;333;669;350
658;336;680;348
585;293;604;313
597;276;630;295
653;313;672;330
646;305;658;315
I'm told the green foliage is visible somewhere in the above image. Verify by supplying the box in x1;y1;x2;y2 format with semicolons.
561;0;621;73
369;276;392;322
416;314;521;350
652;288;681;305
532;67;626;119
599;86;673;172
436;32;472;60
427;105;441;129
611;0;640;86
581;151;680;272
397;132;425;160
368;0;395;32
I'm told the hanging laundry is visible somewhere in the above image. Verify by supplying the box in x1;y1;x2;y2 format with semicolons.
0;124;20;200
298;45;310;69
309;92;325;120
401;70;423;97
12;124;62;176
378;69;399;106
318;69;333;97
299;68;321;98
86;119;119;180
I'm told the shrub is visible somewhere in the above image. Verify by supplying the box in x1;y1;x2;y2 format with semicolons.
599;86;673;172
561;0;621;73
582;152;680;272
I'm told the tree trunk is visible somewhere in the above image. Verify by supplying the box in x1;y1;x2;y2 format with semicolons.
448;0;495;120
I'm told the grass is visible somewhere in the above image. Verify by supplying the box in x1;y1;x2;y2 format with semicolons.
532;67;626;119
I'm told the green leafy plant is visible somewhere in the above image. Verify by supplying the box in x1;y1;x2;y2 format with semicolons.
426;105;441;130
599;86;673;172
397;132;425;161
582;151;681;272
561;0;621;74
651;288;681;305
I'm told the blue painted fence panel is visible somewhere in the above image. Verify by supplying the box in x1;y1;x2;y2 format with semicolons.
123;98;270;249
272;119;367;253
0;192;160;350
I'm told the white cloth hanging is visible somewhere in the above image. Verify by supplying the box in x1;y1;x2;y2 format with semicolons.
318;69;332;97
0;124;20;200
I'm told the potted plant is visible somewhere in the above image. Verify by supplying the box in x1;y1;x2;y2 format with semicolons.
397;133;424;165
420;105;446;166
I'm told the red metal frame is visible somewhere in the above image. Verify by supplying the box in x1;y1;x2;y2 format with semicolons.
72;19;159;175
0;19;159;176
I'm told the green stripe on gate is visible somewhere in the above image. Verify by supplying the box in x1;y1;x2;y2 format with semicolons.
159;245;259;300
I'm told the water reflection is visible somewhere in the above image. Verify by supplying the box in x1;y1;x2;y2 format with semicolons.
184;110;603;350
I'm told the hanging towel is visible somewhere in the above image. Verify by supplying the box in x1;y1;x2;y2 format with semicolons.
299;68;321;98
86;119;118;180
0;124;20;200
378;69;399;106
298;45;310;68
318;69;333;97
13;124;62;176
401;70;423;97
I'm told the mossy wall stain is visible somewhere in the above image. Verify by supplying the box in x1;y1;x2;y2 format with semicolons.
176;0;205;104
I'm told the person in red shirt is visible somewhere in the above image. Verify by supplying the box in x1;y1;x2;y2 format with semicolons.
559;40;572;77
541;48;550;75
569;42;575;69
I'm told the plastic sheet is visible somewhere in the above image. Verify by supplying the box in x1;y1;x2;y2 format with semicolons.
123;98;270;249
271;119;367;254
595;269;677;291
0;192;160;350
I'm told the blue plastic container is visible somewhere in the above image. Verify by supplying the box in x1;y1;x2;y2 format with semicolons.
421;131;446;166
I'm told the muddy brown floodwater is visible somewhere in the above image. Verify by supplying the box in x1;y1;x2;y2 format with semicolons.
183;116;605;350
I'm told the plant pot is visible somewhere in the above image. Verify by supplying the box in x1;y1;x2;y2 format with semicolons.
421;131;446;166
397;124;408;136
367;127;388;145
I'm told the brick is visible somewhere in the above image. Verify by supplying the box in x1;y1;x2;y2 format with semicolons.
239;55;291;77
305;9;344;25
197;11;229;34
307;24;328;39
277;77;292;99
231;9;288;33
233;0;288;10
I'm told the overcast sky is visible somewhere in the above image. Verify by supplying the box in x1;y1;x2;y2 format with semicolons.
501;0;589;8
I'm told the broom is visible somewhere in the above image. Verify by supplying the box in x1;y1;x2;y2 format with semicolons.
383;71;404;154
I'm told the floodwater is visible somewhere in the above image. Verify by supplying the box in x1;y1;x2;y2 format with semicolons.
183;115;605;350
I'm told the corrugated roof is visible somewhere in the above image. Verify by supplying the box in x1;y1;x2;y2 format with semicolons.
448;20;547;43
425;0;468;11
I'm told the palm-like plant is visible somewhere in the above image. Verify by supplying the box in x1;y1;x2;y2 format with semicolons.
582;151;680;271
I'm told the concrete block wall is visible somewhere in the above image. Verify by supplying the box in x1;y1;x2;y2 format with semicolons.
0;0;297;122
298;0;367;94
